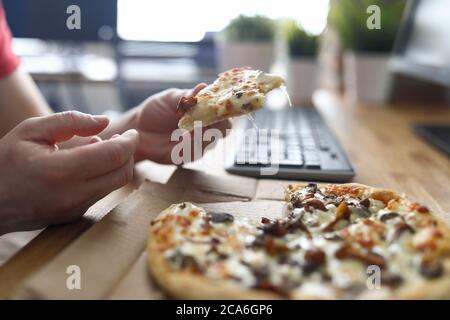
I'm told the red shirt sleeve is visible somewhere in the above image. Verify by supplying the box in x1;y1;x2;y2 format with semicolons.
0;4;20;79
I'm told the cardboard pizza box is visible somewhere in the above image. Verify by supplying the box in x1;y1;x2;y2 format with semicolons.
14;168;300;299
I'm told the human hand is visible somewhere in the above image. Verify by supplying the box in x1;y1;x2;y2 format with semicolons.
128;84;231;164
0;111;138;234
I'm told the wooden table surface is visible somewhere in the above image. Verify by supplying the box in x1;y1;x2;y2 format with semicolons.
0;91;449;298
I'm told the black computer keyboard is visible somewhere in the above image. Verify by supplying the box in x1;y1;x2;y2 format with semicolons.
226;107;355;182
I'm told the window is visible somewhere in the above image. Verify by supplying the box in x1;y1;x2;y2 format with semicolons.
117;0;329;42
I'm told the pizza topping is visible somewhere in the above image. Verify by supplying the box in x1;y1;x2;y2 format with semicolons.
176;96;197;116
380;272;403;287
389;221;415;243
225;100;234;113
359;198;371;208
335;243;386;268
168;251;202;272
305;183;318;193
248;234;266;248
380;212;402;223
207;212;234;224
302;247;326;274
419;258;443;278
241;102;254;111
304;199;327;212
261;220;288;237
286;216;311;237
343;220;385;248
410;202;430;214
261;217;271;224
350;205;371;219
322;201;350;232
305;247;326;264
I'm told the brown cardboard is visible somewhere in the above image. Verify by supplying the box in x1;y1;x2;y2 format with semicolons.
16;182;180;299
15;168;275;299
107;252;164;300
168;168;258;203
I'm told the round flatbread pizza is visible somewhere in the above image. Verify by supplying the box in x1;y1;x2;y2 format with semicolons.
147;183;450;299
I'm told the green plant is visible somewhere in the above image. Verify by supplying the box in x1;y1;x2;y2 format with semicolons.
283;20;318;58
220;15;275;42
328;0;406;53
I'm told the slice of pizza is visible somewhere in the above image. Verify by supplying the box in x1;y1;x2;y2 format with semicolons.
177;67;285;131
147;184;450;299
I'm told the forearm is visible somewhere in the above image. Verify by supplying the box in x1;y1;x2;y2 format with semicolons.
0;68;52;138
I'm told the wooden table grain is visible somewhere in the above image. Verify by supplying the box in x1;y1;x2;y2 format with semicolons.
0;91;449;298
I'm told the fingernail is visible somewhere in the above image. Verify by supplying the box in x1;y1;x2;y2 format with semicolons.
90;136;102;144
93;115;109;125
122;129;138;138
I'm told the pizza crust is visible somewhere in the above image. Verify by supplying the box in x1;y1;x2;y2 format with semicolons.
321;183;401;204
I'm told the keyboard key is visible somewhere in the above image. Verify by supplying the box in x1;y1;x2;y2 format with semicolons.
305;164;321;169
278;158;303;166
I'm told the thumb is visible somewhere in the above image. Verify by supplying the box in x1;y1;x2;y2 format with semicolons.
178;83;206;101
21;111;109;144
190;83;207;96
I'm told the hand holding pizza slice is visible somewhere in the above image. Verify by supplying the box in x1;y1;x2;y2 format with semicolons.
176;67;285;131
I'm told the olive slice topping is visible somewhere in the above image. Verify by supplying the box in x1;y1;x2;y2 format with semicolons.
380;272;403;287
235;91;244;98
389;222;415;242
380;212;402;223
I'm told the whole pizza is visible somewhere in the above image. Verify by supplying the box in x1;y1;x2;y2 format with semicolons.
147;183;450;299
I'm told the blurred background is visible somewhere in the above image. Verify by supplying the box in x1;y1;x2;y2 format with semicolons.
3;0;449;115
